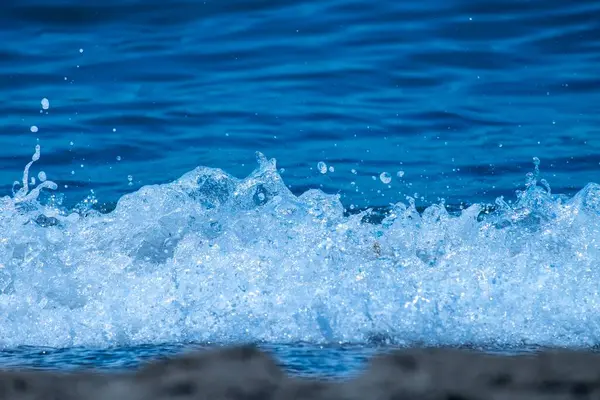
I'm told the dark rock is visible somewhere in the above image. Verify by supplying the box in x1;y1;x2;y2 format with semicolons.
2;346;600;399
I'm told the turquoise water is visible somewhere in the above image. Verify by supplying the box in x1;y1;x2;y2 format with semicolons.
1;0;600;376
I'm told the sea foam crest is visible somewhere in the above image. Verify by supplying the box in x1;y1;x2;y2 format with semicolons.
1;147;600;349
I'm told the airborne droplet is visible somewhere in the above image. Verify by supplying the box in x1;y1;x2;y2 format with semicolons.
380;172;392;184
317;161;327;174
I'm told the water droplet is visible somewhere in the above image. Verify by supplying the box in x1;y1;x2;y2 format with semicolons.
279;168;285;173
31;145;41;162
533;157;540;166
79;48;84;53
397;171;405;178
116;156;121;161
380;172;392;184
30;126;38;133
69;141;74;146
41;98;49;110
257;192;265;201
317;161;327;174
38;171;47;182
351;168;357;174
499;143;503;148
128;175;133;185
112;128;116;132
328;166;334;173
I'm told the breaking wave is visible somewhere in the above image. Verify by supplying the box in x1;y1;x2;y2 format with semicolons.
1;146;600;349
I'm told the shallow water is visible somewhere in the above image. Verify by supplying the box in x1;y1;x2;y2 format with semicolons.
0;343;378;378
1;0;600;375
0;342;545;377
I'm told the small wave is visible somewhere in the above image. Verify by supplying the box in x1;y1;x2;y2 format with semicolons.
1;147;599;348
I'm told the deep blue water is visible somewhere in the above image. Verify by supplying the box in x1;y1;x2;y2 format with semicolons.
2;0;599;210
1;0;600;376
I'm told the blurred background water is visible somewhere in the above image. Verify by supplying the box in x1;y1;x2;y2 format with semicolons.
1;0;599;376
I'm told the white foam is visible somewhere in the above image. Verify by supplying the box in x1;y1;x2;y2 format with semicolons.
1;148;599;349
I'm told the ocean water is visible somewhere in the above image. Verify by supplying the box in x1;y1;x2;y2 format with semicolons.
1;0;600;377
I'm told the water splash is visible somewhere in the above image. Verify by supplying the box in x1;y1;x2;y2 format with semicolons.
10;145;57;204
0;149;599;349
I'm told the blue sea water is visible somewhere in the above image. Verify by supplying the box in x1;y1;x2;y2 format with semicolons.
1;0;600;377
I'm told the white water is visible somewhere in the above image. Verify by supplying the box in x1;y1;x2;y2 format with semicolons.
1;147;600;348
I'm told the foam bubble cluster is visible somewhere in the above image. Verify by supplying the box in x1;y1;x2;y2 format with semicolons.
1;147;600;349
